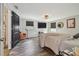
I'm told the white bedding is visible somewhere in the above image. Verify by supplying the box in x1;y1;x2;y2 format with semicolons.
39;33;71;54
39;33;60;47
60;39;79;52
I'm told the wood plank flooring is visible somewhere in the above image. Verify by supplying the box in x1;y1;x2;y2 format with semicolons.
4;47;10;56
9;37;55;56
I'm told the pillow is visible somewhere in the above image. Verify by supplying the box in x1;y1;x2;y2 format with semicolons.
73;33;79;39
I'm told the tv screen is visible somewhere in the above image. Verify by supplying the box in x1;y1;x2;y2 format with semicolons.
38;22;46;28
26;21;34;26
51;22;56;28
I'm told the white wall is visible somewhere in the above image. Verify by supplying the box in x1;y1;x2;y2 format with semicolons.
50;15;79;35
20;18;48;38
7;9;11;49
20;18;38;38
20;14;79;38
0;3;4;56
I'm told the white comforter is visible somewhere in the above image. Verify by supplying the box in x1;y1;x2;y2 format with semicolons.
60;39;79;52
39;33;71;54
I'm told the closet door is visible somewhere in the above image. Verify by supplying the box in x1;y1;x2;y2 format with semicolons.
11;11;20;48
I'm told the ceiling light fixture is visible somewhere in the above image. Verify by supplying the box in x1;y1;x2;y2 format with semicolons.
44;14;49;19
42;9;49;20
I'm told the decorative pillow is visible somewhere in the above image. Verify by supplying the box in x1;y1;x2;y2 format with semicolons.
73;33;79;39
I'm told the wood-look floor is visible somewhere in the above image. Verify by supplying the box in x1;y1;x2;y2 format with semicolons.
4;47;10;56
9;37;55;56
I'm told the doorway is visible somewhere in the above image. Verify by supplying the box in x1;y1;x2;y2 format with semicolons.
11;11;20;48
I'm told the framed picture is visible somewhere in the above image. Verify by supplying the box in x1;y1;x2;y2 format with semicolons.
51;22;56;28
67;18;75;28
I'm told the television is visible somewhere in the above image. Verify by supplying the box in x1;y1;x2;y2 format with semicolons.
38;22;46;28
51;22;56;28
26;21;34;26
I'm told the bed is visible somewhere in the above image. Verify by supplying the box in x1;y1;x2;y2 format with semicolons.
60;38;79;53
39;33;71;55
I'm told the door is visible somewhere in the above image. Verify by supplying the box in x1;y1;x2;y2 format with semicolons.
11;11;20;48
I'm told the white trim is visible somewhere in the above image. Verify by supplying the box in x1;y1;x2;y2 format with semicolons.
0;3;4;56
8;9;12;49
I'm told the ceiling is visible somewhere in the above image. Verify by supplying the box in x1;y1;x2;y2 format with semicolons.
8;3;79;21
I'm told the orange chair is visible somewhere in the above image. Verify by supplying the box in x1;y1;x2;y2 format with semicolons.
20;32;26;40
